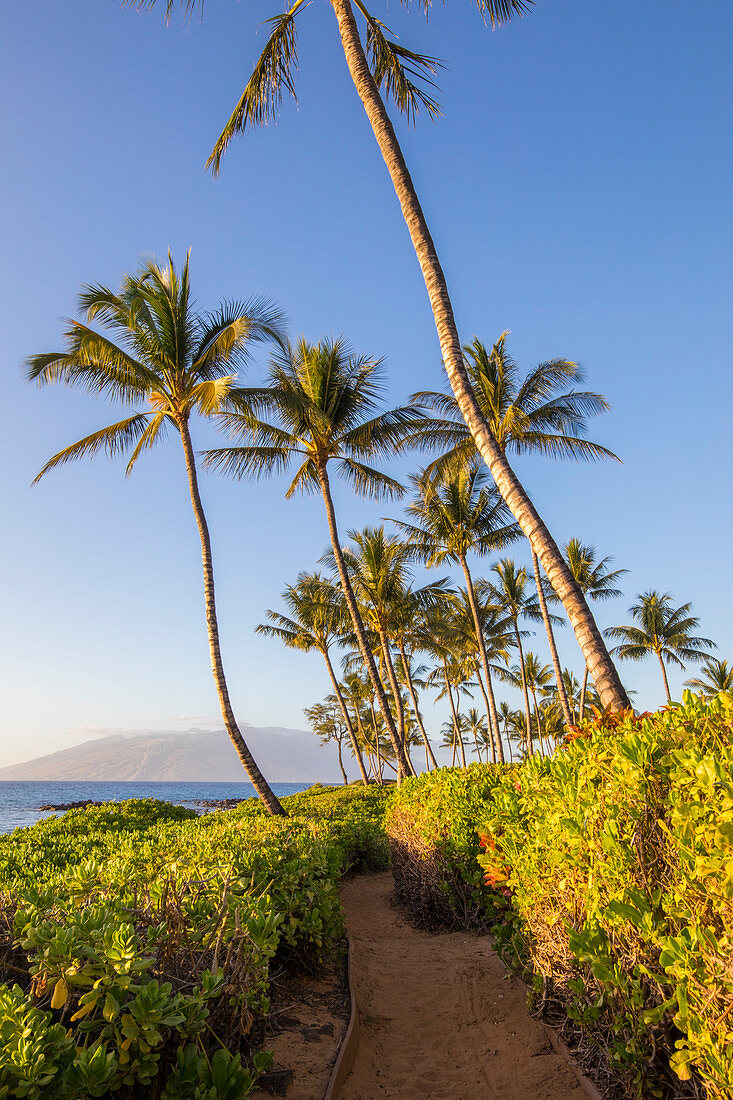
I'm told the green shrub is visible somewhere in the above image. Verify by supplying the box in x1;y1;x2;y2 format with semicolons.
387;693;733;1100
0;784;389;1098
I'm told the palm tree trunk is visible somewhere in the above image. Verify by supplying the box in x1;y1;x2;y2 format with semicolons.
398;643;438;769
504;716;514;763
579;665;589;724
378;629;416;776
513;622;533;756
473;663;498;765
458;555;503;762
323;650;369;784
531;549;572;729
443;663;467;767
368;699;384;783
316;459;412;779
336;736;348;784
178;418;285;815
657;650;672;704
530;689;546;758
329;0;629;715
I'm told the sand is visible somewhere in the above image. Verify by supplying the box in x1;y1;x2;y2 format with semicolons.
339;872;586;1100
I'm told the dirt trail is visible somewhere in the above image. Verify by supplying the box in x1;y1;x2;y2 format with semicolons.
339;872;585;1100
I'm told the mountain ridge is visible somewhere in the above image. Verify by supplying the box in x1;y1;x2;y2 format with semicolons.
0;727;341;783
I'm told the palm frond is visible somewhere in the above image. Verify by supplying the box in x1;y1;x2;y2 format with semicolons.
202;444;291;481
337;458;405;500
353;0;442;123
207;0;308;174
33;414;151;483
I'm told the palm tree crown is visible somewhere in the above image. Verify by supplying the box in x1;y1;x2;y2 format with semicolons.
607;591;716;704
413;332;618;475
684;658;733;697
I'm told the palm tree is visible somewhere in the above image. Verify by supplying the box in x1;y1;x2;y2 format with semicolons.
395;463;519;760
416;333;620;727
442;586;515;764
204;336;422;779
564;538;627;722
27;254;286;815
256;571;369;783
466;707;490;763
521;652;554;757
141;0;631;715
488;558;543;752
606;591;716;704
685;658;733;697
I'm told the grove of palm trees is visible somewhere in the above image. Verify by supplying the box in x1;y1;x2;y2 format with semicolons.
4;1;732;1099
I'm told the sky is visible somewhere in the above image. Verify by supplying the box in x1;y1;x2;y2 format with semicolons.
1;0;731;769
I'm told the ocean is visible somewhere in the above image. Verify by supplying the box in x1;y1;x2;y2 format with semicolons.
0;780;313;835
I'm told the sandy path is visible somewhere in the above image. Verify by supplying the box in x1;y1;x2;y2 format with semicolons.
339;872;585;1100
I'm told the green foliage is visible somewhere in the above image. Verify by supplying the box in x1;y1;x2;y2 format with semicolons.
387;693;733;1099
0;786;389;1098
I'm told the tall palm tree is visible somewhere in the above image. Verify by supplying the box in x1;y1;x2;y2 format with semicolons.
256;571;369;783
416;333;620;727
466;707;490;763
204;336;422;779
395;463;520;760
564;538;627;722
606;591;716;704
27;254;286;815
139;0;631;715
488;558;543;752
684;658;733;697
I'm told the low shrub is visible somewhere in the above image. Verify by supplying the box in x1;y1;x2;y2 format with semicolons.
386;693;733;1100
0;785;390;1099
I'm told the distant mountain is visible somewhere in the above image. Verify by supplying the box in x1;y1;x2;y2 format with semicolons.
0;727;342;783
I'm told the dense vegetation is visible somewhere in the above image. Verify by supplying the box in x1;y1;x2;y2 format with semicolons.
0;787;389;1099
387;694;733;1100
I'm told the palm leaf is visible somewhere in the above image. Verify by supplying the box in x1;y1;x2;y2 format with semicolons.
207;0;308;174
32;414;151;483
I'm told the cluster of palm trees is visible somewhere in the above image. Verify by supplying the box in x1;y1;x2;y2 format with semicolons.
27;255;722;808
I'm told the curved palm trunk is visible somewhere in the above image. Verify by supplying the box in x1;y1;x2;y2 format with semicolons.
369;698;384;782
473;664;497;764
657;650;672;704
316;460;412;780
378;628;416;776
322;649;369;784
579;666;589;724
458;555;503;762
329;0;629;715
531;549;572;729
336;736;348;784
178;419;285;815
398;643;438;769
513;622;533;757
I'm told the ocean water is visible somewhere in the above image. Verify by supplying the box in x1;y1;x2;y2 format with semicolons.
0;781;313;835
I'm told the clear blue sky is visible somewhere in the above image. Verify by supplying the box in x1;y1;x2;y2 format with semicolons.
2;0;731;767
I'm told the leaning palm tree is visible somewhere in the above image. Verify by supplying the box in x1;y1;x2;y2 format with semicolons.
136;0;630;715
395;462;520;760
256;571;369;783
564;538;627;722
27;254;286;815
204;336;422;779
416;333;620;726
684;658;733;697
606;591;716;704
